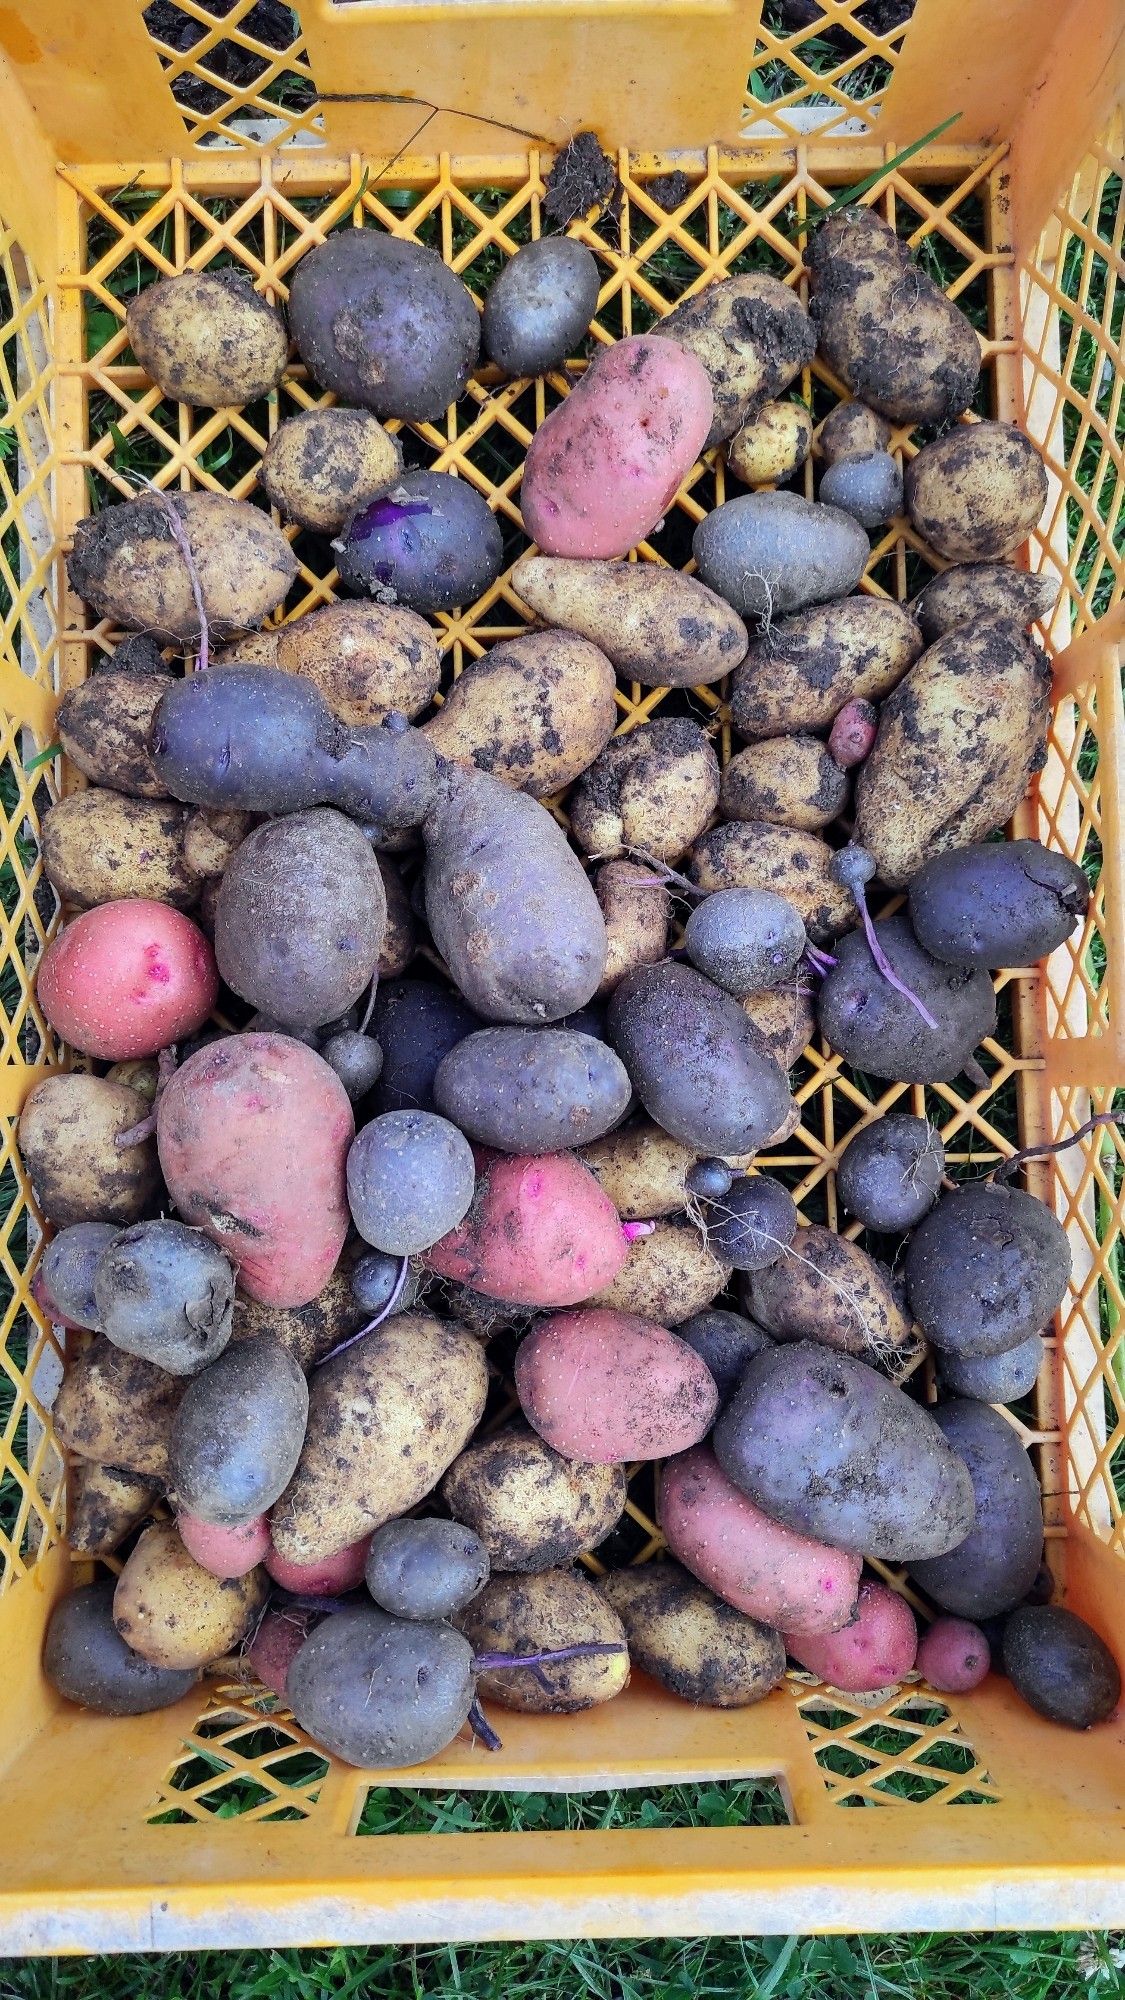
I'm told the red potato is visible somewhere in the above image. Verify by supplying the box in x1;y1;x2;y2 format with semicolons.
37;900;218;1060
265;1534;372;1596
515;1309;719;1464
521;335;713;557
177;1511;271;1579
917;1615;991;1693
425;1151;628;1308
158;1033;354;1309
785;1577;918;1692
247;1608;309;1698
660;1446;861;1636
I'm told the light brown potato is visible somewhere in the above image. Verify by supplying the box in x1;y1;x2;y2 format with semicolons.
19;1075;160;1227
581;1118;709;1220
104;1059;160;1102
423;631;616;797
181;808;253;882
720;735;848;832
269;1311;488;1563
911;563;1060;643
816;401;892;465
113;1523;268;1669
229;1251;367;1373
43;791;199;910
730;598;923;739
652;273;816;445
742;982;816;1069
67;1461;158;1556
215;630;280;666
598;1560;786;1707
377;857;417;978
457;1566;630;1713
854;615;1052;886
274;601;440;726
727;400;813;486
593;1218;732;1325
691;822;853;943
570;718;720;862
442;1420;627;1572
57;671;175;799
512;553;748;688
745;1224;914;1370
53;1337;182;1481
595;860;670;996
905;423;1049;562
261;407;401;533
67;493;298;646
127;271;288;407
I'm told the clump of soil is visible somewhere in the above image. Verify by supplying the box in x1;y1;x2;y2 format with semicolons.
544;132;621;227
648;172;690;213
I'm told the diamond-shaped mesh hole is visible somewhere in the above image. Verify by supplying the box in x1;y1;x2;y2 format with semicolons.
798;1688;1000;1807
146;1703;330;1823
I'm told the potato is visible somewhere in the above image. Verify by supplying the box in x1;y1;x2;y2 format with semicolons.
912;562;1059;642
274;600;440;725
67;493;298;645
905;423;1048;561
442;1421;626;1572
905;1182;1071;1361
181;807;251;882
512;553;748;688
483;237;600;375
820;452;902;530
425;1150;628;1307
423;763;607;1022
592;1219;731;1325
818;911;998;1083
785;1578;918;1693
521;334;713;558
246;1608;307;1697
170;1335;309;1526
714;1341;976;1560
690;822;852;943
434;1026;630;1154
653;273;815;445
1002;1606;1121;1729
685;886;806;996
719;735;847;834
580;1117;720;1221
266;1534;372;1596
746;1224;913;1369
599;1561;785;1707
261;407;401;534
727;400;812;486
230;1255;366;1372
659;1445;861;1634
289;1605;476;1768
816;401;892;465
19;1075;160;1227
42;791;197;910
269;1310;488;1564
423;631;617;797
807;208;980;424
836;1114;944;1231
693;492;869;620
372;978;482;1115
608;961;792;1155
216;808;386;1030
336;472;504;615
178;1510;271;1579
57;669;175;799
40;1222;116;1330
288;232;479;422
730;597;922;739
911;1400;1043;1618
113;1522;268;1669
157;1033;355;1309
127;270;287;407
365;1519;490;1621
676;1310;773;1401
515;1307;719;1461
742;981;815;1069
347;1110;476;1255
321;1030;383;1103
702;1175;797;1273
457;1567;630;1713
53;1339;171;1481
95;1219;236;1375
936;1332;1045;1404
595;861;669;994
39;900;218;1061
372;857;416;980
215;630;280;666
44;1580;198;1716
916;1616;991;1693
570;718;720;864
908;839;1090;969
67;1462;157;1556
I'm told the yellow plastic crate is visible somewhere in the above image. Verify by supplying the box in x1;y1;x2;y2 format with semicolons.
0;0;1123;1953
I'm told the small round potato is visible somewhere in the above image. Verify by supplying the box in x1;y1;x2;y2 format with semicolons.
42;790;201;910
457;1567;630;1714
685;887;807;997
598;1560;785;1707
261;407;402;533
321;1030;384;1103
820;451;902;529
365;1517;490;1621
677;1308;773;1401
67;492;298;646
170;1335;310;1526
691;821;853;943
52;1337;183;1482
704;1175;797;1272
937;1332;1045;1404
336;471;504;614
905;422;1049;561
441;1421;627;1572
288;231;479;423
45;1580;199;1716
836;1114;945;1232
727;399;812;485
95;1220;236;1376
816;401;892;465
595;860;670;995
483;237;600;376
67;1462;158;1557
593;1217;732;1324
57;669;175;799
18;1075;159;1228
570;718;720;863
720;735;848;833
817;911;998;1080
905;1181;1070;1361
127;270;288;408
274;599;440;726
113;1523;269;1671
348;1110;476;1255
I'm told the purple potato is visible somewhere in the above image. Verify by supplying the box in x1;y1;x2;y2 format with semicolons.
288;231;479;422
907;839;1090;969
372;979;484;1116
336;471;504;614
905;1181;1071;1360
910;1400;1043;1618
483;238;600;376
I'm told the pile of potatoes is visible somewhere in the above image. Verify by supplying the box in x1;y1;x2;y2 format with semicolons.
33;197;1120;1769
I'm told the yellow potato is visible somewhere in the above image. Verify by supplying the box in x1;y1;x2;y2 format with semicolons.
691;821;853;943
512;553;748;688
67;1462;158;1557
581;1117;745;1220
57;669;174;799
181;808;253;882
229;1254;367;1373
720;734;848;832
442;1421;626;1572
67;492;297;646
570;718;720;862
730;598;922;739
905;422;1049;562
113;1523;268;1669
127;271;288;407
457;1567;630;1714
745;1224;915;1370
19;1075;160;1227
43;791;199;910
275;600;440;725
215;630;280;666
652;272;816;445
595;860;670;996
742;982;816;1069
423;630;616;797
816;401;892;465
727;400;813;485
261;407;402;533
377;856;417;977
593;1218;732;1324
598;1561;786;1707
53;1337;182;1482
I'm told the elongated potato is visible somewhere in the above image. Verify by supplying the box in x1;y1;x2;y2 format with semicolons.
457;1567;630;1713
423;631;617;797
653;273;815;445
43;791;200;910
599;1561;786;1707
68;493;298;645
592;1218;732;1325
113;1523;268;1669
691;822;853;943
720;735;848;832
730;598;923;739
442;1421;627;1571
595;861;670;995
570;719;720;863
511;554;748;688
746;1225;914;1370
274;600;440;725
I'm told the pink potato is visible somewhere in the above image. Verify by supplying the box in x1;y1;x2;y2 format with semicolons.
37;899;218;1060
785;1577;918;1692
178;1510;271;1579
917;1615;991;1693
425;1151;628;1307
515;1309;719;1463
265;1534;372;1596
158;1032;354;1309
247;1609;309;1698
521;335;714;558
660;1446;861;1635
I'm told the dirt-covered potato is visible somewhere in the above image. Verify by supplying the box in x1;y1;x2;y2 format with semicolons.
1003;1606;1121;1729
816;401;892;465
457;1567;630;1713
746;1224;914;1370
289;232;479;422
720;735;848;832
581;1117;737;1220
742;981;815;1069
818;911;997;1083
570;719;720;863
594;1217;732;1324
905;1182;1071;1360
442;1421;626;1572
128;271;287;407
653;273;815;445
170;1335;309;1526
908;839;1090;969
261;407;401;533
274;600;440;726
19;1075;160;1228
43;791;200;910
685;886;806;997
67;1462;157;1556
68;493;298;645
599;1561;785;1707
595;860;670;995
730;597;922;739
912;562;1060;642
52;1336;182;1481
483;237;600;375
693;491;869;619
182;808;252;881
44;1580;199;1716
434;1026;631;1154
423;631;617;797
113;1522;267;1669
57;669;175;798
911;1400;1043;1618
608;961;793;1157
215;630;281;666
512;553;748;688
854;617;1051;886
230;1251;367;1372
727;399;813;485
690;821;852;943
375;857;416;978
676;1309;773;1401
807;208;981;424
836;1114;945;1231
336;478;503;613
905;424;1049;561
96;1219;236;1375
